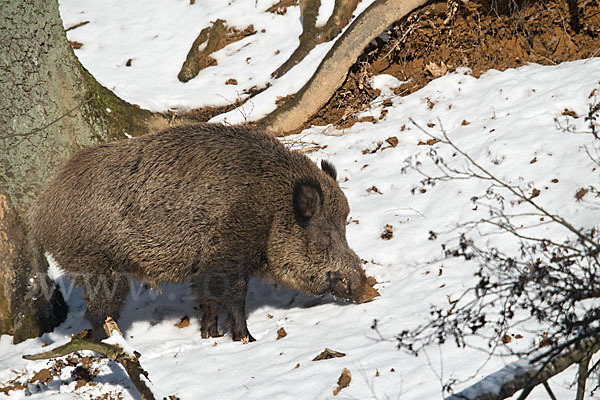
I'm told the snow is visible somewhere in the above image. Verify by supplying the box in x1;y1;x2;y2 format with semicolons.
57;0;375;116
3;0;600;398
316;0;336;28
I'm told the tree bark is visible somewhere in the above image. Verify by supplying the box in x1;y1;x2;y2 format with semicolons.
0;0;169;343
259;0;429;135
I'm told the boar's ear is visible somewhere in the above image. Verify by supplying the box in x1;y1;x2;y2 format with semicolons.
293;178;323;225
321;160;337;180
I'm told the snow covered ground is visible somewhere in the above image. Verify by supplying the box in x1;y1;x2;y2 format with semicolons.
2;0;600;398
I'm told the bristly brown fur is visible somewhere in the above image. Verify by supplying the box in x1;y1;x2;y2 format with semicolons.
29;123;367;341
321;160;337;180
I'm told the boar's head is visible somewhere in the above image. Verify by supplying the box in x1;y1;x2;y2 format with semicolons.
265;161;373;304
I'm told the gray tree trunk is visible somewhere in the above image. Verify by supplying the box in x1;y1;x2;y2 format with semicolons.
0;0;167;343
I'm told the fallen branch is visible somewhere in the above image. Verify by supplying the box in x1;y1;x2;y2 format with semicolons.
23;330;155;400
446;335;600;400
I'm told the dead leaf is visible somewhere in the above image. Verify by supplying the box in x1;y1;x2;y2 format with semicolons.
531;188;541;198
425;61;448;78
366;276;377;286
225;78;238;85
381;224;393;240
575;188;588;201
385;136;399;147
32;368;52;384
417;138;440;146
357;282;381;304
502;334;512;344
313;348;346;361
69;40;83;49
174;316;190;329
294;363;300;369
562;109;579;118
425;97;436;109
461;119;470;126
358;116;377;124
333;368;352;396
277;327;287;340
530;157;537;164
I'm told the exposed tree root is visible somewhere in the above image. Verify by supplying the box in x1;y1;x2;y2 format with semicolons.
271;0;360;79
259;0;429;135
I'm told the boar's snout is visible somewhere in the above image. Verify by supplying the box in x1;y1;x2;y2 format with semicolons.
328;269;373;304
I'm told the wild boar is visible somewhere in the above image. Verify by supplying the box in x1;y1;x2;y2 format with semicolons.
29;123;373;341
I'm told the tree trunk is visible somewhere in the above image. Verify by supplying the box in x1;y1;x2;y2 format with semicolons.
0;0;168;343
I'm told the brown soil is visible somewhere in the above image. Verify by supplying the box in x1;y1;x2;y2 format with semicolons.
309;0;600;128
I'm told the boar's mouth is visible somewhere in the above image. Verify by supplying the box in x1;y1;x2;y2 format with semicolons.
328;271;350;300
328;270;380;304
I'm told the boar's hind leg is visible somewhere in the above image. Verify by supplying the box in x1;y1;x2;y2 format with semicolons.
200;298;221;338
80;269;130;339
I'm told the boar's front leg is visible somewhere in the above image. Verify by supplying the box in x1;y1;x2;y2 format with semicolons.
223;271;254;342
196;269;254;341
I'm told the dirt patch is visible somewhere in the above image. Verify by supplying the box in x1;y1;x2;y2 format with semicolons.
309;0;600;128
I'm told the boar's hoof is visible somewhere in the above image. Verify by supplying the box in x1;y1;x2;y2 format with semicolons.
89;328;109;341
201;325;222;339
232;329;256;343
